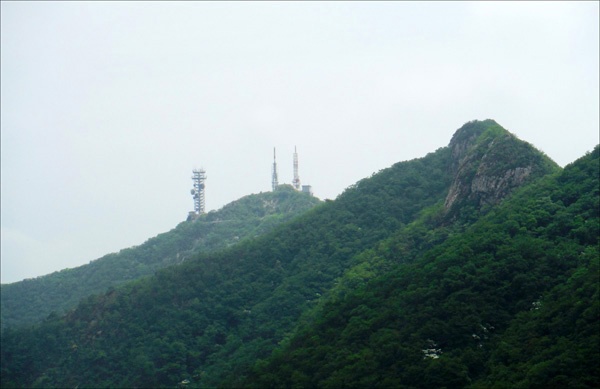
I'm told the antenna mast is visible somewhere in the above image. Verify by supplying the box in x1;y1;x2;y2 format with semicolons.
272;148;279;191
191;168;207;214
292;146;301;190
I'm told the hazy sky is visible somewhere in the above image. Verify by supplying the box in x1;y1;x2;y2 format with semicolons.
1;2;598;284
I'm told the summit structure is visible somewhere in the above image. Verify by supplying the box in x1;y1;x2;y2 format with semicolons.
270;146;312;195
292;146;301;190
272;148;279;191
191;168;207;214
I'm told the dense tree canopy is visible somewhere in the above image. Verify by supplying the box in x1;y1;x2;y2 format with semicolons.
2;121;595;389
245;145;599;388
1;185;321;330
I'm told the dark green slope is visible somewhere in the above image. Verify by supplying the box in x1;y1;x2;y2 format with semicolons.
245;146;599;389
0;143;452;389
0;185;321;330
0;120;560;388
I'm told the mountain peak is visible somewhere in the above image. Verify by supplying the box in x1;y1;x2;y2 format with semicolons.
444;120;559;218
2;120;596;389
449;119;504;144
447;119;508;173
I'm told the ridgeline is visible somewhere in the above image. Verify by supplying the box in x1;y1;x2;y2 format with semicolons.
1;185;321;330
1;120;597;388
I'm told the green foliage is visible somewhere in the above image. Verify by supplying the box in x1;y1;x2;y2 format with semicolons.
244;144;599;388
0;186;321;330
474;247;599;388
449;119;499;145
2;123;594;389
0;142;455;388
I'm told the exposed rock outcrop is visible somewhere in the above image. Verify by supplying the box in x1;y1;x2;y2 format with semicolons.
444;120;559;219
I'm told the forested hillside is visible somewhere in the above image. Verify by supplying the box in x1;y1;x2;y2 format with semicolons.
245;145;599;389
0;186;320;330
3;120;590;389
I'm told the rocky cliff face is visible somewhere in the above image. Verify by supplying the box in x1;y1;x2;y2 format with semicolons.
444;120;559;219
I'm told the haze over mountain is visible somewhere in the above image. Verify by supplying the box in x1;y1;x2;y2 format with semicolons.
1;120;597;389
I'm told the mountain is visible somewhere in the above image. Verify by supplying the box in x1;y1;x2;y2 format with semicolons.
0;185;321;330
244;145;599;389
3;120;593;389
443;120;558;219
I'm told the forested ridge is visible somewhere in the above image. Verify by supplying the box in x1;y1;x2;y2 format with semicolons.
1;186;321;330
245;144;599;389
2;120;597;388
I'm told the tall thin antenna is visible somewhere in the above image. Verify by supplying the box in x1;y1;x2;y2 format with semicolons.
191;168;207;214
271;148;279;191
292;146;301;190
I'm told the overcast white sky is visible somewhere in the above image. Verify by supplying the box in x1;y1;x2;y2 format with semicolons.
1;2;598;284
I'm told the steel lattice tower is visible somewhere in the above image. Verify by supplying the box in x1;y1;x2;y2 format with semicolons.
271;148;279;191
191;168;207;214
292;146;301;190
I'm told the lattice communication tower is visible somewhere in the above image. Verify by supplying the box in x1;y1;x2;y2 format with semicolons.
292;146;301;190
272;148;279;191
191;168;207;214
